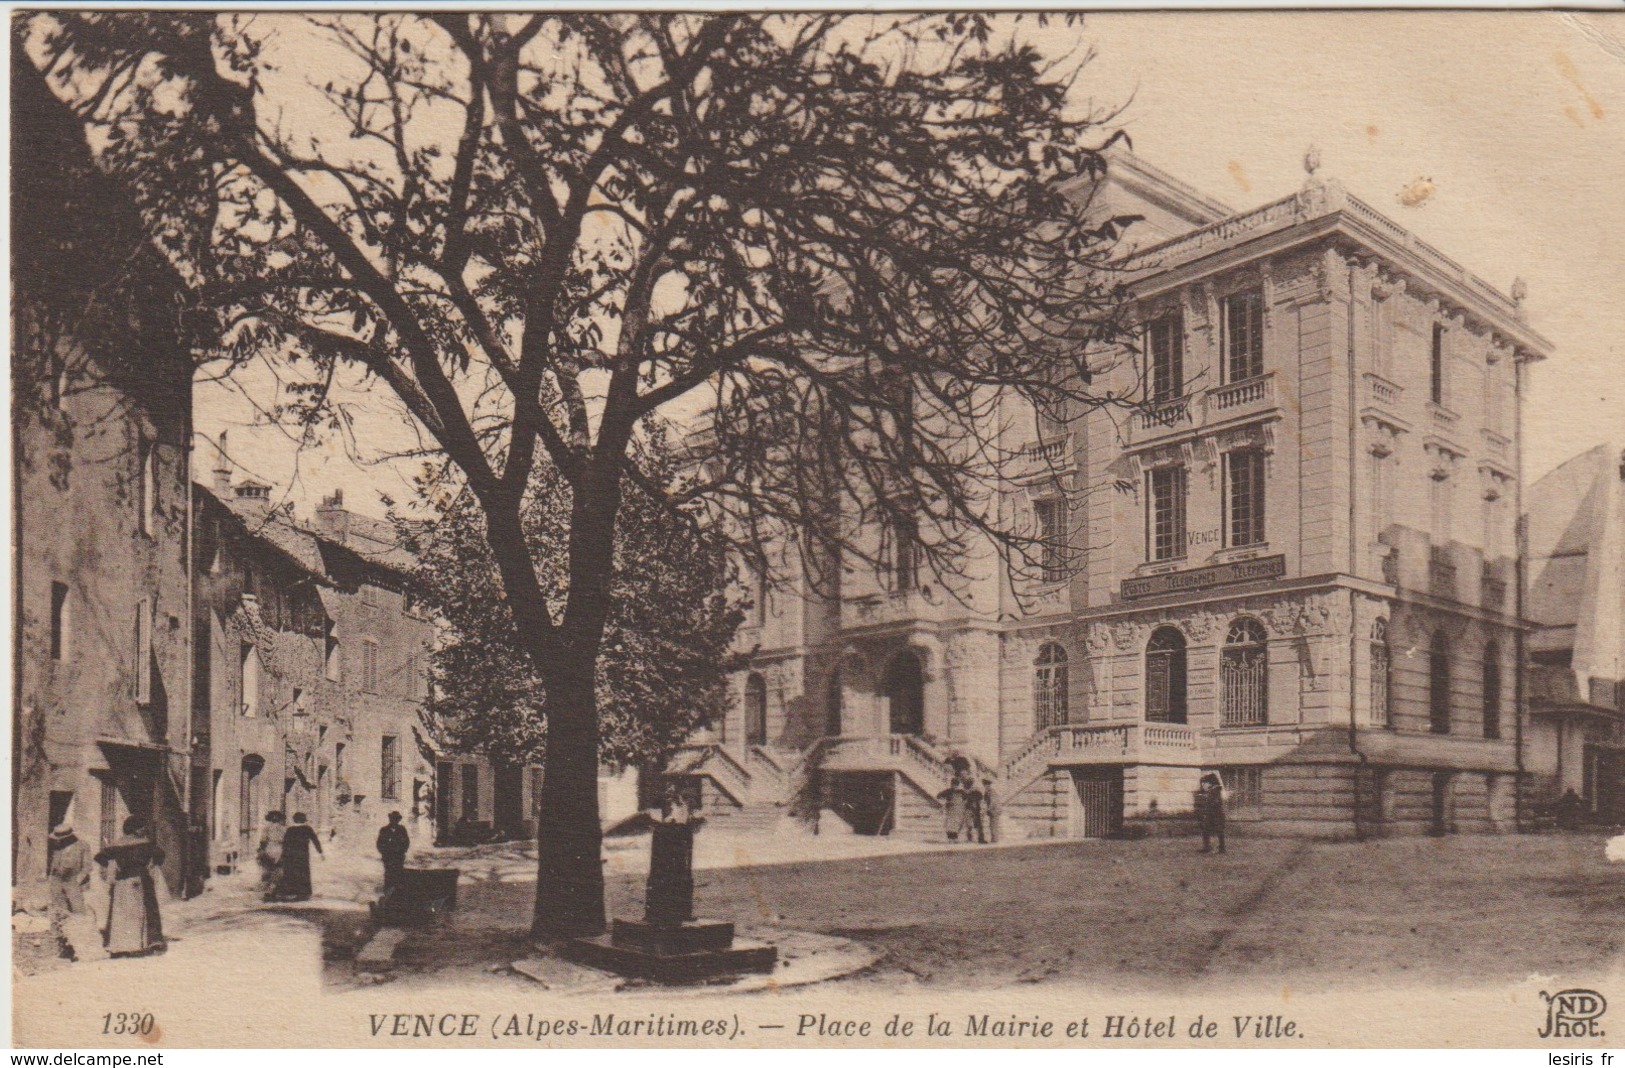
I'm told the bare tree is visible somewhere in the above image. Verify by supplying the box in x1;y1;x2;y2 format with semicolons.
26;11;1139;937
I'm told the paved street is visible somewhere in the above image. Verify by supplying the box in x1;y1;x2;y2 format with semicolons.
15;826;1625;1009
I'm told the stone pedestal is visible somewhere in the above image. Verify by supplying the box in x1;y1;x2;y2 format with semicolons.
561;819;778;982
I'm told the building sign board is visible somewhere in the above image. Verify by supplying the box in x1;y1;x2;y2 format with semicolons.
1120;554;1287;600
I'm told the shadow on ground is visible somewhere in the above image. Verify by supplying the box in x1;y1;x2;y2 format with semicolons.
286;830;1625;996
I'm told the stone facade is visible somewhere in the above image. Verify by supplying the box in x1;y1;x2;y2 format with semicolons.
192;476;439;876
12;59;197;905
692;151;1550;841
1523;443;1625;817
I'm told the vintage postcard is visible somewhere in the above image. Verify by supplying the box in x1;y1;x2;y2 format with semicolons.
8;7;1625;1051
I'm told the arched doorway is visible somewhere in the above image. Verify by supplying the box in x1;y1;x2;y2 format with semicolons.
744;673;768;747
1145;626;1188;724
239;754;264;855
883;651;925;736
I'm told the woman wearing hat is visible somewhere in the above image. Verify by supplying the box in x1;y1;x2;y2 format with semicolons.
94;816;166;957
47;820;103;961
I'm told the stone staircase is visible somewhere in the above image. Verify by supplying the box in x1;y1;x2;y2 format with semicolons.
665;742;802;832
668;733;1001;839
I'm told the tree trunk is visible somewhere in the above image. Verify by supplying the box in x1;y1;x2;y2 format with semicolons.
531;659;607;939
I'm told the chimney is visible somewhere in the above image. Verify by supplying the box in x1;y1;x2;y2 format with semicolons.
315;489;349;544
212;431;232;495
232;478;274;524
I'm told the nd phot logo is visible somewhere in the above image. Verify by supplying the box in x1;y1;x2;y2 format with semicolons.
1540;989;1608;1039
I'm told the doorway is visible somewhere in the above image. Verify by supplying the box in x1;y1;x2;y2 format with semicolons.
883;651;925;736
493;763;525;838
1070;768;1124;838
1430;771;1454;835
829;772;895;835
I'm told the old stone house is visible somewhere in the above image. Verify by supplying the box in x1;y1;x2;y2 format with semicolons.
192;469;438;876
11;55;197;904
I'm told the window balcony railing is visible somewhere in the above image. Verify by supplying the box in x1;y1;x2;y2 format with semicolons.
1023;437;1069;464
1429;403;1461;434
1206;373;1274;416
1365;375;1404;408
1136;398;1192;432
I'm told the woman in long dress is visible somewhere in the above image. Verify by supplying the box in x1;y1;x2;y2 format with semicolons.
938;777;967;843
257;811;286;894
273;812;323;901
48;821;104;962
94;817;166;957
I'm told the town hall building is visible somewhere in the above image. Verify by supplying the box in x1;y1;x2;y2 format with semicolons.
671;150;1551;840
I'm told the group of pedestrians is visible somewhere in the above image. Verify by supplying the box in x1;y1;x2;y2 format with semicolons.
938;773;997;844
255;810;325;901
45;817;167;962
44;807;415;966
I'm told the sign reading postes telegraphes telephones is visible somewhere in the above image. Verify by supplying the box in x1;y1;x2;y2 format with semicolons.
1120;554;1287;600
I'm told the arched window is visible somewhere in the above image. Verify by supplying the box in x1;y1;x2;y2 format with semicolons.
1429;632;1452;734
1221;618;1269;727
883;651;925;736
744;673;768;747
1034;643;1069;731
1145;627;1187;724
827;666;843;737
1482;642;1501;740
1370;619;1391;727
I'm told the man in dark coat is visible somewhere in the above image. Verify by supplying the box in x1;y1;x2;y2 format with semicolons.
376;811;409;890
272;812;323;901
963;779;988;844
1196;773;1227;854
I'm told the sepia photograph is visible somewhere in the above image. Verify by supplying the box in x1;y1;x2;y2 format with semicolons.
8;7;1624;1050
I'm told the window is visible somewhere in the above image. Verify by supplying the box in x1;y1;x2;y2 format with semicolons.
1225;450;1267;548
361;639;379;693
1036;396;1069;444
883;518;919;592
1148;466;1188;562
407;653;423;700
1145;627;1188;724
1369;619;1391;727
138;437;157;537
324;620;341;682
1429;632;1452;734
241;642;261;717
381;735;401;800
1370;448;1392;543
1430;323;1446;405
1221;618;1269;727
1221;767;1264;819
460;762;478;819
744;673;768;747
752;569;770;627
1483;642;1502;740
99;776;118;850
1147;313;1184;402
134;598;153;704
335;742;346;782
1035;498;1068;584
1033;642;1069;731
50;582;69;661
1223;289;1265;383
